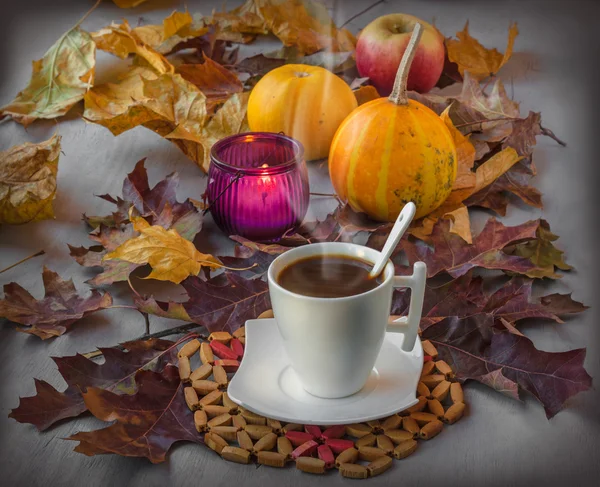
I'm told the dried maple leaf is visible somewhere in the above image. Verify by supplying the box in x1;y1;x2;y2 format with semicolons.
0;135;60;225
9;338;178;431
219;245;279;278
1;27;95;126
176;54;243;111
69;365;201;463
404;218;556;278
447;21;519;80
113;0;148;6
105;216;221;284
181;273;271;333
91;20;173;75
0;267;112;339
422;317;592;418
133;297;191;321
354;86;380;106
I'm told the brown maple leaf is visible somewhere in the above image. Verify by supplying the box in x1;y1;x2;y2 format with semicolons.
9;339;178;430
69;365;201;463
0;267;112;339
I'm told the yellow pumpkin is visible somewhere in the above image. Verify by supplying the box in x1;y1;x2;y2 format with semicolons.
247;64;358;161
329;24;457;221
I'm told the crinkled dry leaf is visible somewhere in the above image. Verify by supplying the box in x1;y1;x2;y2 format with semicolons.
447;21;518;80
69;366;201;463
113;0;148;7
9;339;178;431
0;267;112;339
477;369;520;401
0;135;60;224
91;20;173;75
105;216;221;284
422;317;591;418
134;296;191;321
133;11;209;54
354;86;380;106
1;28;95;126
182;273;271;333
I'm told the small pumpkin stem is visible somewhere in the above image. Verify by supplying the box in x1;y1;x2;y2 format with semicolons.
388;23;424;106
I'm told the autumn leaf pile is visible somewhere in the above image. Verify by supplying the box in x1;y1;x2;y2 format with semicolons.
0;0;593;467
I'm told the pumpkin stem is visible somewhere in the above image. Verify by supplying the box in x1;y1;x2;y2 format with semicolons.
388;23;423;106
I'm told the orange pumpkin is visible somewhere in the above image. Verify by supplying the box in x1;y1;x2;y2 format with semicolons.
329;24;457;221
248;64;358;161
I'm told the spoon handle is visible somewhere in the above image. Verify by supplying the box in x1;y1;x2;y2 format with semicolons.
370;202;416;278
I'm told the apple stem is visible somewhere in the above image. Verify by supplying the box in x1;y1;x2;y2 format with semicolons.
388;23;423;106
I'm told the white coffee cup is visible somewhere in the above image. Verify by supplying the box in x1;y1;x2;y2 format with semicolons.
267;242;427;399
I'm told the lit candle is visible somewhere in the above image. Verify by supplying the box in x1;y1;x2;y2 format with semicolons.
206;132;309;242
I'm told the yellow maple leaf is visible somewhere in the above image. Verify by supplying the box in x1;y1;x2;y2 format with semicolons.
91;20;173;75
133;11;209;53
0;135;60;224
105;217;221;284
447;21;519;80
1;28;95;126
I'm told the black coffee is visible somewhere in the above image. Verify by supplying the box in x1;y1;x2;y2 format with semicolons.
277;254;382;298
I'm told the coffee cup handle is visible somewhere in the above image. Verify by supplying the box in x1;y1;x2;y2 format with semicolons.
386;261;427;352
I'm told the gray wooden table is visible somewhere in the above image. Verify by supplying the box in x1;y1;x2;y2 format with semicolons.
1;1;599;486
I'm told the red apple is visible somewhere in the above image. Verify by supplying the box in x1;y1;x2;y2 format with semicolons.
356;14;445;95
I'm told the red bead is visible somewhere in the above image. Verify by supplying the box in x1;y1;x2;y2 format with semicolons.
285;431;314;447
210;340;238;360
291;440;318;459
317;444;335;468
325;438;355;454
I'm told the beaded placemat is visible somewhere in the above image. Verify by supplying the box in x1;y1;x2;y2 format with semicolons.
179;323;466;479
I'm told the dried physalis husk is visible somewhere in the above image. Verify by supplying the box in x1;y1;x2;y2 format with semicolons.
277;436;294;457
203;405;231;418
282;423;303;433
367;455;393;477
417;382;430;397
252;432;277;453
232;414;247;429
345;423;372;438
233;326;245;339
432;380;451;401
435;360;454;378
381;415;402;431
335;447;359;467
178;356;191;382
406;396;427;413
410;412;438;426
358;446;387;462
355;433;376;448
240;409;267;425
209;331;232;344
421;361;436;377
267;418;283;433
199;389;223;406
450;382;464;404
422;340;438;359
385;429;414;444
420;420;443;440
257;309;274;319
257;451;286;467
376;434;394;455
184;387;199;411
178;339;201;358
402;417;420;436
208;413;232;428
428;398;445;418
421;374;446;389
393;439;418;460
205;432;228;454
244;424;273;440
221;446;251;464
194;409;208;432
296;457;325;474
212;365;228;386
339;463;368;479
190;363;213;382
236;429;254;451
193;380;220;396
210;426;239;442
200;342;214;364
443;402;466;425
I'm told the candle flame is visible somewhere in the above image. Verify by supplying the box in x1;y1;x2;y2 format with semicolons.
261;164;268;168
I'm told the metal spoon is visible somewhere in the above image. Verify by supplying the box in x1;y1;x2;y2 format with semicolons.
368;202;416;279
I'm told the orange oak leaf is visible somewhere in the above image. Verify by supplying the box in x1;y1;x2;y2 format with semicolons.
0;267;112;339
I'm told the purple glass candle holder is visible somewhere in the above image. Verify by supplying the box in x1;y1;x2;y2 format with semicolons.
206;132;309;242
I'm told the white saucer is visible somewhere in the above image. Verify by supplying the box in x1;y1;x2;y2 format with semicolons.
227;319;423;425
